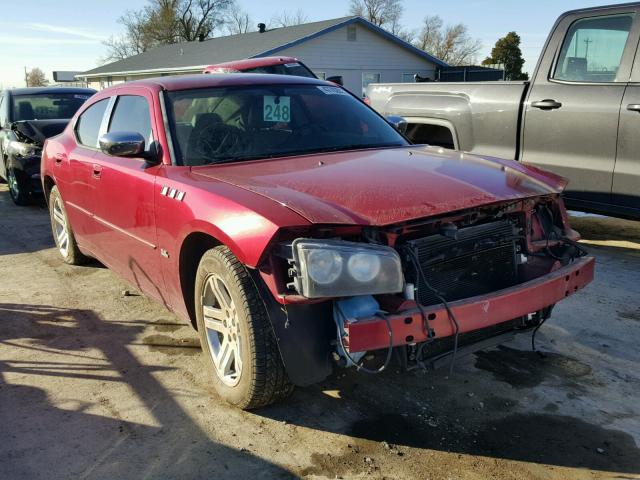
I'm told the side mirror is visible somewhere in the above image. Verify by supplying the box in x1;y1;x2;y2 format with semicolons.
99;131;146;157
326;75;344;86
386;115;408;135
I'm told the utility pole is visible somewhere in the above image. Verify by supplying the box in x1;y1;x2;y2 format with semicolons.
24;66;28;87
584;38;593;59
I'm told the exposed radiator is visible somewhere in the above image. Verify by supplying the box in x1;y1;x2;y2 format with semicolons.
406;220;519;306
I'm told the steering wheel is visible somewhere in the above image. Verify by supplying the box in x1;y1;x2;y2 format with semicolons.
190;123;245;162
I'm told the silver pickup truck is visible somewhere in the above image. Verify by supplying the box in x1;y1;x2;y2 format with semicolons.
367;3;640;219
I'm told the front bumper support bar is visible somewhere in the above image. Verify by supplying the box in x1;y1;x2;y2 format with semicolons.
345;256;595;352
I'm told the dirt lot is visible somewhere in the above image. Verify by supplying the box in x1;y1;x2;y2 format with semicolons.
0;184;639;480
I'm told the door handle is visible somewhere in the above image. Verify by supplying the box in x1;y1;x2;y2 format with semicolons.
531;99;562;110
627;104;640;112
54;153;66;164
92;164;102;179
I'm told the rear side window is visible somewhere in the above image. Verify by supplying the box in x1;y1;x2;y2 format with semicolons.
553;14;633;83
75;99;109;148
108;95;153;149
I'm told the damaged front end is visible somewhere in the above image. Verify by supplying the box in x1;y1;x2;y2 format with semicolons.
5;120;68;200
261;195;594;384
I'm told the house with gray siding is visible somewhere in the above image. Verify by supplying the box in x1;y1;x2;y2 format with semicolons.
78;16;446;96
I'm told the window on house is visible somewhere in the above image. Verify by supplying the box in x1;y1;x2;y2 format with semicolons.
362;72;381;97
347;25;357;41
402;73;416;83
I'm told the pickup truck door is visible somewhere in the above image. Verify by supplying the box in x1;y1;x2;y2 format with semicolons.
521;7;640;208
612;45;640;214
89;90;166;302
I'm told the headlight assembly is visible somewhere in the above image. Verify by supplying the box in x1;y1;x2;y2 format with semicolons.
291;239;403;298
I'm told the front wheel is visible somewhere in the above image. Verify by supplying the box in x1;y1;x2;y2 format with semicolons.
7;167;30;206
194;246;293;409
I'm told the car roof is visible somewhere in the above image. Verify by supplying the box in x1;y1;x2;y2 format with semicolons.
112;73;329;92
204;56;300;72
7;87;96;96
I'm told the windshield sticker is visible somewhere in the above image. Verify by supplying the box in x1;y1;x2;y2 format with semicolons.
74;95;91;100
263;96;291;122
284;63;300;68
317;86;348;96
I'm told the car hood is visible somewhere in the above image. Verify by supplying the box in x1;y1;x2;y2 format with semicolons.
11;120;68;146
192;146;567;226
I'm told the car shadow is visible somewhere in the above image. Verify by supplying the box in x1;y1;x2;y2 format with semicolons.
256;345;640;475
0;303;296;479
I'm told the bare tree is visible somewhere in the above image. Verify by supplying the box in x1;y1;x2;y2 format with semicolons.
270;9;308;28
26;68;49;87
414;15;481;66
102;0;232;62
177;0;232;41
349;0;402;30
225;2;252;34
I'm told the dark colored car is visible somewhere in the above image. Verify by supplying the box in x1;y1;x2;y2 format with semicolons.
41;74;594;409
0;87;95;205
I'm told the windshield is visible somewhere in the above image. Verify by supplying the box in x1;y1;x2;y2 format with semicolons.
242;62;317;79
11;93;92;121
166;84;407;166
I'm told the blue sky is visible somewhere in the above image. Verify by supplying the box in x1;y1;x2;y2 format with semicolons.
0;0;630;88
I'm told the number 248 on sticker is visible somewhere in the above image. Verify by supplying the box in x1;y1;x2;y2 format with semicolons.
264;96;291;122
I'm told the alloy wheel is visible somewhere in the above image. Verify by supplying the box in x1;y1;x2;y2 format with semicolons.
52;196;69;258
201;273;243;386
7;169;19;198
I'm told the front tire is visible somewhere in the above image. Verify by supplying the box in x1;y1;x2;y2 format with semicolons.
49;185;88;265
195;246;293;409
7;167;30;206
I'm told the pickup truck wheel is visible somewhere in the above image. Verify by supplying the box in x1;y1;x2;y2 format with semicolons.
7;167;30;206
195;246;293;409
49;186;88;265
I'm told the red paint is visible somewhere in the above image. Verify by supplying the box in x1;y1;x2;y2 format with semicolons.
345;256;595;352
203;56;304;74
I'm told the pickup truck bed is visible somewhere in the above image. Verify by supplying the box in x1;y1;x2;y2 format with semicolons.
368;81;527;160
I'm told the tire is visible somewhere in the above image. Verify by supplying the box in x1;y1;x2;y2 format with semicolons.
195;246;293;409
48;185;88;265
7;167;30;206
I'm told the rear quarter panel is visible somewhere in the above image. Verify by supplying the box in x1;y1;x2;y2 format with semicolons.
367;82;527;159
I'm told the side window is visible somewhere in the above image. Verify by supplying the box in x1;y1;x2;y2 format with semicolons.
362;72;381;97
75;99;109;148
0;94;5;127
553;14;634;83
108;95;153;150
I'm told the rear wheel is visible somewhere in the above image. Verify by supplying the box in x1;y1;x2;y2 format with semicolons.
49;185;88;265
7;167;30;206
194;246;293;409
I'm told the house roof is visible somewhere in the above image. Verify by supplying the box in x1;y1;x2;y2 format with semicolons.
80;16;447;78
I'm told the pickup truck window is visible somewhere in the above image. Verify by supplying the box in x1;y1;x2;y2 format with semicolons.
166;85;407;166
75;98;109;148
108;95;153;151
553;14;633;83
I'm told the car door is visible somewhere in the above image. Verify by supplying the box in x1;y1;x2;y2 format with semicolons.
521;7;640;208
89;88;166;301
61;97;111;248
612;39;640;214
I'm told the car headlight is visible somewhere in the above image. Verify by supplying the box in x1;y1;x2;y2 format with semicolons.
292;239;403;298
7;141;41;158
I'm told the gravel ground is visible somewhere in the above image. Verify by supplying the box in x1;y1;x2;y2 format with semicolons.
0;184;639;480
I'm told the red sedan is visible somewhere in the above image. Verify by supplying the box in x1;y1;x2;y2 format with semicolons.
41;74;594;409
